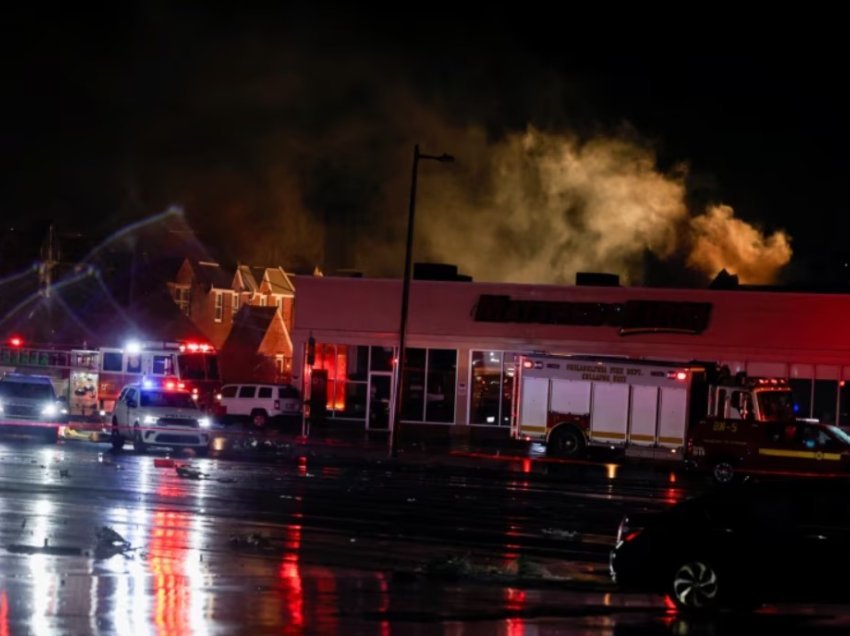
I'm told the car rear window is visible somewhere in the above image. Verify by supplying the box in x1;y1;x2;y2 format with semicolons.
279;386;299;399
221;385;238;398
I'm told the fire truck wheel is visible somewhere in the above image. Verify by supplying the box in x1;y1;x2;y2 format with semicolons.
711;460;736;485
547;425;586;458
133;425;148;453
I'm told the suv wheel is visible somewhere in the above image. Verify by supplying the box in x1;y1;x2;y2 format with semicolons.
133;424;147;453
111;426;124;451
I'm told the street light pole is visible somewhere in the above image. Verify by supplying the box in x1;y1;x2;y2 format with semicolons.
389;144;454;457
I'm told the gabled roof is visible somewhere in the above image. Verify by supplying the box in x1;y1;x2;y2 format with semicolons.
221;305;280;352
190;260;232;291
262;267;295;295
235;264;260;293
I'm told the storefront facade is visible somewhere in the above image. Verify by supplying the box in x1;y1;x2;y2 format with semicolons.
290;275;850;433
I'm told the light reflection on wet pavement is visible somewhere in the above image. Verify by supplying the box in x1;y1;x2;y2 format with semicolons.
0;439;847;634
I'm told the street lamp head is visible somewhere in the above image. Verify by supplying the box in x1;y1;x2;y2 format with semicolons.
415;147;456;164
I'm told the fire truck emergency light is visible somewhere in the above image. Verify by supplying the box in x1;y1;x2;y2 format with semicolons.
8;337;23;348
125;340;142;354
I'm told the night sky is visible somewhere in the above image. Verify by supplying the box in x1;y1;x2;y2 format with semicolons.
4;6;848;288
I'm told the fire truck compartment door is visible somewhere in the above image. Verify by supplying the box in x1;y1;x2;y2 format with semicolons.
658;387;687;447
629;385;659;445
550;379;591;415
590;382;629;442
519;376;549;436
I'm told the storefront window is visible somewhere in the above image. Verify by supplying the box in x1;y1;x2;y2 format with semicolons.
426;349;456;423
307;342;375;421
401;348;426;421
370;346;394;372
398;348;456;423
501;353;518;426
469;351;518;427
470;351;502;425
341;382;368;418
348;346;369;381
839;382;850;426
814;380;838;424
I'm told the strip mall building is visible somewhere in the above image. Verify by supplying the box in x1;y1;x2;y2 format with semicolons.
290;274;850;438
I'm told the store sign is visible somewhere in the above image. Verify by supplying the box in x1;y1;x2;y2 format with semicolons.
473;295;712;335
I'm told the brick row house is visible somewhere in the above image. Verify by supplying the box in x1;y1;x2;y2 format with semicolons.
168;258;296;383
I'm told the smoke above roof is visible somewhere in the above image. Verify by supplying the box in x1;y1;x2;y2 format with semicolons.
23;8;792;287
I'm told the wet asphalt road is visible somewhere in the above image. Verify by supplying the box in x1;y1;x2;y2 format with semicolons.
0;435;848;634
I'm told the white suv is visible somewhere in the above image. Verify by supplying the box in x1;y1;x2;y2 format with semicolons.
216;383;302;428
110;381;212;454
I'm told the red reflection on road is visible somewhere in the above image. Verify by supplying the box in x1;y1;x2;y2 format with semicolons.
279;522;304;630
0;590;8;636
149;510;193;636
505;588;527;636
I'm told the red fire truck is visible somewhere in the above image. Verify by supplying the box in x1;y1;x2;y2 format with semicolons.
511;353;795;463
0;337;221;417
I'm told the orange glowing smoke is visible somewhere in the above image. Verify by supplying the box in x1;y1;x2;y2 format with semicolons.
413;126;792;285
688;204;792;284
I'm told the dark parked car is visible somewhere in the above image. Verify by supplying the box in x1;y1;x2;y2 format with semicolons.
609;479;850;611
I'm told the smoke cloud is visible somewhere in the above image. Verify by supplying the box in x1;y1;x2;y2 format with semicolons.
687;204;793;284
44;9;792;287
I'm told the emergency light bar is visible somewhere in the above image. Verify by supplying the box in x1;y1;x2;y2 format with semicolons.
179;342;215;353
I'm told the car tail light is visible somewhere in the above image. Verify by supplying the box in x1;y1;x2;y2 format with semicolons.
274;400;280;410
616;515;643;544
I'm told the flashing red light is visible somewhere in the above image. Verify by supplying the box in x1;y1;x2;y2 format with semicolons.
8;337;23;348
675;371;687;381
522;360;534;369
165;381;176;390
179;341;214;354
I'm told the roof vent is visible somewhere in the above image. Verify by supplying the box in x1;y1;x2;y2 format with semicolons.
575;272;620;287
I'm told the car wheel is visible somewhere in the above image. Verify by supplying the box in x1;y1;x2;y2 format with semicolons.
133;425;147;453
111;427;124;450
251;410;268;429
671;559;720;610
712;461;736;485
547;425;586;458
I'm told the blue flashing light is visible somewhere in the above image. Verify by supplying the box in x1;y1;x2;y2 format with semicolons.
142;378;155;390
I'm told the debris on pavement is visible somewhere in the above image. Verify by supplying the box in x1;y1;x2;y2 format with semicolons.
228;533;273;551
94;526;133;559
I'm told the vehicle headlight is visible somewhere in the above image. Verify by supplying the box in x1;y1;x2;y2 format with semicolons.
41;403;58;417
143;415;158;425
198;417;211;429
0;401;4;414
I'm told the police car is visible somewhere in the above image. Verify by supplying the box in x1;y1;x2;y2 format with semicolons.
109;379;211;454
